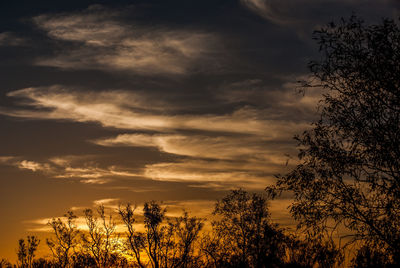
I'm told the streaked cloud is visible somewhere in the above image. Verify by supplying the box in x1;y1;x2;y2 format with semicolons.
239;0;400;35
94;133;292;161
24;198;211;234
33;6;219;75
0;156;17;163
0;32;26;46
2;86;309;136
163;200;215;218
240;0;287;24
93;198;120;210
143;160;280;190
0;155;140;184
0;157;51;173
216;78;324;121
0;82;311;188
18;160;51;172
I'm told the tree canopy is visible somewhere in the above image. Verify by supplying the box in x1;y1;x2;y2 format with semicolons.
268;15;400;264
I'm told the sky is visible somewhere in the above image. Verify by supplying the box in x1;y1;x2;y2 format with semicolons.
0;0;399;261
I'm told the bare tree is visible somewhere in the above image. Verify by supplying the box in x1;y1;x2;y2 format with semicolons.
17;239;27;267
16;236;40;268
118;203;146;268
46;211;79;268
168;211;203;268
119;202;203;268
142;201;166;268
26;236;39;268
81;205;118;268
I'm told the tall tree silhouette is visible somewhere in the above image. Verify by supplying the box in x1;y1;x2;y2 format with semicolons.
118;203;146;268
46;211;79;268
267;16;400;264
81;205;118;268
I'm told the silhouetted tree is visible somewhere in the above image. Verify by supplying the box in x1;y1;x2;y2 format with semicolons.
2;191;347;267
81;205;119;268
119;202;203;268
143;201;165;268
118;203;146;268
267;15;400;265
46;211;79;268
17;239;27;267
202;189;287;268
17;236;39;268
168;211;203;267
284;231;343;267
31;258;55;268
351;243;393;268
0;259;13;268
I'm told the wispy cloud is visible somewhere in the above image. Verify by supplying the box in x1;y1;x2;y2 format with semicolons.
18;160;51;172
0;154;140;183
0;156;17;163
33;6;219;75
0;82;312;188
239;0;399;34
0;157;52;173
240;0;287;24
2;86;309;136
0;32;26;46
143;159;280;190
94;133;293;162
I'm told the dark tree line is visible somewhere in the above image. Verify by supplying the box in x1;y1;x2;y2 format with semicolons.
1;190;343;268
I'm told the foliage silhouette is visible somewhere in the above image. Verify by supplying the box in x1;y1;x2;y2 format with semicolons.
118;203;146;268
0;259;13;268
267;15;400;266
46;211;80;268
351;244;394;268
17;236;40;268
201;189;286;267
81;205;119;268
1;189;347;267
201;189;341;268
119;201;203;268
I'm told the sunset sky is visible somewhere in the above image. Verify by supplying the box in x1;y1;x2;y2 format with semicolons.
1;0;399;261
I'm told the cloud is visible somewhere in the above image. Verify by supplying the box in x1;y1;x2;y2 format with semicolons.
93;133;292;162
0;154;140;183
33;6;219;75
25;214;124;233
2;86;309;137
0;156;17;163
163;200;215;218
0;154;288;189
93;198;120;210
143;159;280;189
24;198;212;234
0;82;313;189
81;178;110;184
0;32;26;46
0;157;51;172
51;164;140;182
240;0;287;24
240;0;400;37
216;78;324;121
18;160;51;172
